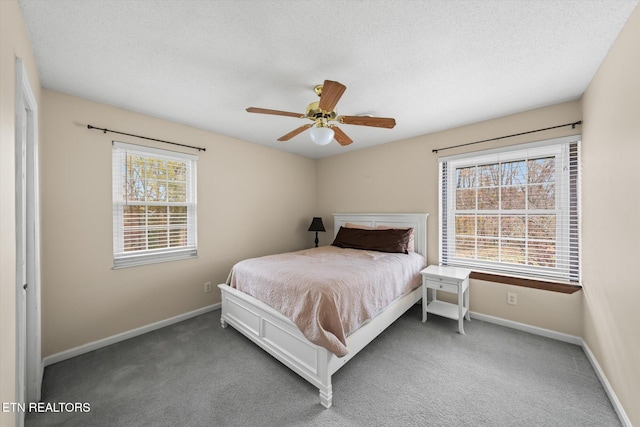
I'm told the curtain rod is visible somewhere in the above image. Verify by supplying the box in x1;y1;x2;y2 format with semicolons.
87;124;206;152
432;120;582;154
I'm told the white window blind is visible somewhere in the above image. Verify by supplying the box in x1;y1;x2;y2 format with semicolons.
439;135;580;283
112;141;198;268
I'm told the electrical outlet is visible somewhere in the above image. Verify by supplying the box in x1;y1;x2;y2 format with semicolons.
204;281;212;293
507;292;517;305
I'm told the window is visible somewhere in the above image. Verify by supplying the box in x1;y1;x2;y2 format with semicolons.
439;136;579;283
112;142;197;268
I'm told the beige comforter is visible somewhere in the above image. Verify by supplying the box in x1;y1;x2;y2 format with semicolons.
227;246;425;357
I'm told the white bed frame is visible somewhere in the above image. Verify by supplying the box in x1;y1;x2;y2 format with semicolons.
218;213;428;408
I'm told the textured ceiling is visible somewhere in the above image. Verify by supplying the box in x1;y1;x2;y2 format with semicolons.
18;0;639;158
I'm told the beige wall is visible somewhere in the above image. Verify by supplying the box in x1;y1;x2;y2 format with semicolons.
581;4;640;425
39;90;316;357
317;100;584;337
0;1;41;426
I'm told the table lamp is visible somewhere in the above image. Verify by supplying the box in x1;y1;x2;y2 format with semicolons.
308;217;326;248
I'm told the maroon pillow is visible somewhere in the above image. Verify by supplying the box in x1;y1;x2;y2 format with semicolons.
331;226;411;254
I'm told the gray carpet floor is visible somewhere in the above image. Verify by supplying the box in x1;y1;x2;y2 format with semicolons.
26;305;621;427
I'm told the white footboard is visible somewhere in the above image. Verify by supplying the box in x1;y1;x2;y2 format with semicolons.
218;283;422;408
218;284;334;407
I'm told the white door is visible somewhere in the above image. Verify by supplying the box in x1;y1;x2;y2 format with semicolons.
16;101;28;427
15;58;42;427
24;82;42;405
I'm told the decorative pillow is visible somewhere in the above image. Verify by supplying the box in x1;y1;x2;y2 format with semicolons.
376;226;415;252
345;223;415;252
332;226;412;254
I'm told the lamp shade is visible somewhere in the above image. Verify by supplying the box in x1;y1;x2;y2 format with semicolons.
309;126;334;145
308;217;326;232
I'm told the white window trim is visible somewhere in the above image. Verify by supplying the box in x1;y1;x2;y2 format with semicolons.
439;135;580;283
112;141;198;269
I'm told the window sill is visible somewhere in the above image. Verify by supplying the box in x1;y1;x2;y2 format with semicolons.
113;250;198;269
469;271;582;294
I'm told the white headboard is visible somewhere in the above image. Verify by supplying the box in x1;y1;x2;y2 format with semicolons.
333;213;429;258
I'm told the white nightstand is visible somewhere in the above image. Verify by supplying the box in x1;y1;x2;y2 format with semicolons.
421;265;471;334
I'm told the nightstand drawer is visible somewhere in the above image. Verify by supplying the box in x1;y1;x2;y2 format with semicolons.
424;280;458;294
423;274;461;285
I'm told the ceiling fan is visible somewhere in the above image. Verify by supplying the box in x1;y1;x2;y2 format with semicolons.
246;80;396;146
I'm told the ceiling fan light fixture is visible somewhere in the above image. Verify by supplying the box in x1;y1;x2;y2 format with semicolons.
309;125;334;146
246;79;396;147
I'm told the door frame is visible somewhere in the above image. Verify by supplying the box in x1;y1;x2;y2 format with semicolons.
15;57;42;413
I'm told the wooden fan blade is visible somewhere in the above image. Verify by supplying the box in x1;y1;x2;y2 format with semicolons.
277;124;313;141
330;125;353;146
246;107;304;118
338;115;396;129
318;80;346;112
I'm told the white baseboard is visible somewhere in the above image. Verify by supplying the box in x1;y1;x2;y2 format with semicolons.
42;303;220;367
470;311;631;427
581;341;632;427
469;311;582;345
